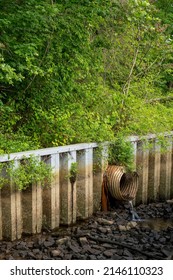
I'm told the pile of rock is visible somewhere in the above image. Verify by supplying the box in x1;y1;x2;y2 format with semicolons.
0;201;173;260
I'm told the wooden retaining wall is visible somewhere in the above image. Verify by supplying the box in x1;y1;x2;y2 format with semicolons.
0;133;173;240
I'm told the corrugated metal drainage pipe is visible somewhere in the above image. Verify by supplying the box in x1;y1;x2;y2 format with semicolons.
101;165;138;210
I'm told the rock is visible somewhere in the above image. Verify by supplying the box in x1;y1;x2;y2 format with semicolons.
16;242;27;250
161;248;172;257
159;237;166;244
89;221;98;229
153;231;160;241
97;218;114;225
118;225;127;231
36;254;43;260
165;235;170;241
42;255;51;260
7;255;14;260
33;249;40;254
79;237;89;246
102;243;115;249
63;254;73;260
44;237;55;247
27;242;34;248
98;227;107;234
51;249;62;257
56;237;70;245
103;249;118;257
97;255;106;260
0;202;172;260
153;243;161;249
19;251;28;259
89;255;97;260
68;243;81;253
111;254;121;260
123;249;133;258
27;252;37;259
86;247;102;255
149;237;154;243
127;221;137;228
166;199;173;204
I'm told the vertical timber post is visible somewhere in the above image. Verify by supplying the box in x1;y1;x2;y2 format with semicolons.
148;139;156;203
130;139;137;206
153;139;161;201
1;160;22;240
147;138;161;202
165;138;172;199
14;160;22;239
22;156;42;234
87;148;93;216
160;137;172;200
33;157;42;233
159;137;172;200
76;148;93;219
136;141;149;204
42;154;60;230
142;145;149;204
50;154;60;229
60;151;77;225
93;144;108;212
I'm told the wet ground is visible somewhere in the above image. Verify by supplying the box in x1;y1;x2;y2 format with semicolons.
0;201;173;260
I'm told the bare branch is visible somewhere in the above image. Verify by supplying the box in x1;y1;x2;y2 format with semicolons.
146;96;173;104
122;47;139;95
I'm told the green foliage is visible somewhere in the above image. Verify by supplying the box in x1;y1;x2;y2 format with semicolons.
0;155;52;190
0;0;173;154
69;162;78;185
108;136;135;172
0;133;39;154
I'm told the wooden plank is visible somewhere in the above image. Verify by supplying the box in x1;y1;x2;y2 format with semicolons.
76;148;93;219
60;151;77;225
76;150;87;219
165;138;172;199
31;183;37;233
147;139;162;203
136;141;143;205
1;184;12;240
0;143;98;162
2;131;173;163
22;157;42;235
50;154;60;229
1;160;22;240
87;149;93;216
22;186;33;234
13;160;22;239
136;141;149;204
36;181;42;233
130;140;138;205
159;138;172;200
153;140;161;201
34;156;42;233
142;148;149;204
93;145;108;212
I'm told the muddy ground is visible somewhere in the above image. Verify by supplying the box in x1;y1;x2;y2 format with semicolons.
0;201;173;260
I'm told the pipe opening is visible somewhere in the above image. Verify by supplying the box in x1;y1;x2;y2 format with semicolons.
120;172;138;201
106;165;138;201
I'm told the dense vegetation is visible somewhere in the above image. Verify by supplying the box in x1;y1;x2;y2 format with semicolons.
0;0;173;153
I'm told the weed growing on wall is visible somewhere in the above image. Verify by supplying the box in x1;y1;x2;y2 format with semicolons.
0;155;52;190
69;162;78;185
